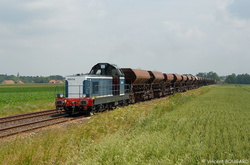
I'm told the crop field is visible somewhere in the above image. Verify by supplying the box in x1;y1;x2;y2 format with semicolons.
0;85;249;164
0;84;64;116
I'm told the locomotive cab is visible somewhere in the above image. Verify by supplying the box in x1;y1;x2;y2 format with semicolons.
89;63;125;96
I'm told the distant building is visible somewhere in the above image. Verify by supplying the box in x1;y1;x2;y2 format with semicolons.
2;80;15;84
55;80;64;83
49;80;64;84
49;80;56;83
17;80;24;84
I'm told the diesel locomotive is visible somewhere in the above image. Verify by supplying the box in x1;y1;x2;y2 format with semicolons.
55;63;215;115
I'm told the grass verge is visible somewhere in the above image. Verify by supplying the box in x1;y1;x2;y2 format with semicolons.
0;85;249;165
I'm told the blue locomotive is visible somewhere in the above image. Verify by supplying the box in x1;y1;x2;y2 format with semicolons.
55;63;130;115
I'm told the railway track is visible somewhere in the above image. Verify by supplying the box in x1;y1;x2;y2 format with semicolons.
0;109;86;138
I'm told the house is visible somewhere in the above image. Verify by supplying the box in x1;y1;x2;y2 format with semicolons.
49;80;57;83
17;80;24;84
49;80;64;84
2;80;15;84
55;80;64;83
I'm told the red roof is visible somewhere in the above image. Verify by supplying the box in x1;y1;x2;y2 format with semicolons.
17;80;24;84
49;80;57;83
49;80;63;83
2;80;15;84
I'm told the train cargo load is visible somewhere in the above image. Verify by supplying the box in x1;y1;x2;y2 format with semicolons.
121;68;151;85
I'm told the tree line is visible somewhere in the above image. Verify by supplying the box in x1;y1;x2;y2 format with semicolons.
0;74;64;83
195;71;220;81
188;72;250;84
1;72;250;84
224;73;250;84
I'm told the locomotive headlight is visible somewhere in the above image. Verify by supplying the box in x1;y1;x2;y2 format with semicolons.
80;100;88;105
82;94;86;98
57;94;64;98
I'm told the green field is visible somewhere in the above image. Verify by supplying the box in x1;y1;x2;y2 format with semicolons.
0;84;64;116
0;85;249;164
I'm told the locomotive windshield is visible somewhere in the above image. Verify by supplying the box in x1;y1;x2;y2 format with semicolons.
90;69;102;75
89;63;124;77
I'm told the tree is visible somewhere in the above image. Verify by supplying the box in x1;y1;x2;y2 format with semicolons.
207;71;220;81
196;72;207;78
196;72;220;81
33;76;50;83
225;73;250;84
0;74;64;83
225;73;237;84
49;75;64;80
236;74;250;84
183;74;194;76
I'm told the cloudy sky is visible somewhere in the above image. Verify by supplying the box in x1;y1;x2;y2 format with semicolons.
0;0;249;76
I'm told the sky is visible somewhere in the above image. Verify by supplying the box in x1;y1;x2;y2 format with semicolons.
0;0;249;77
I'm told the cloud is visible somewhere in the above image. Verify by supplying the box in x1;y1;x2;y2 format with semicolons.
229;0;250;20
0;0;249;76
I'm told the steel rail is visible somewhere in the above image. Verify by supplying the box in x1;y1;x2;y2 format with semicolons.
0;115;85;138
0;109;58;122
0;111;59;125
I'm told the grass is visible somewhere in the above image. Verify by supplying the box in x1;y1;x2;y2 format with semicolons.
0;85;249;164
0;83;64;116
